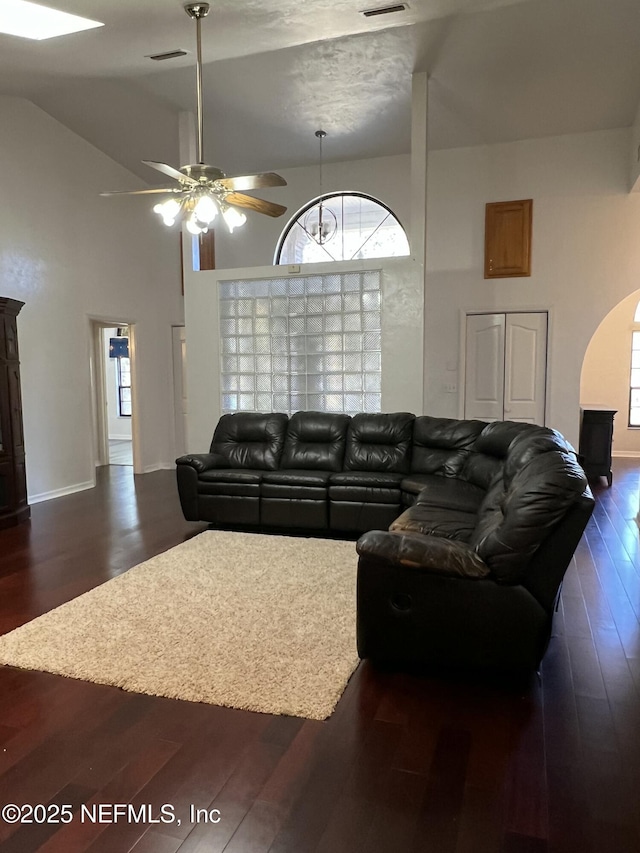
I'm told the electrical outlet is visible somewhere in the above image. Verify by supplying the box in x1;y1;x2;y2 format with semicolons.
443;382;457;394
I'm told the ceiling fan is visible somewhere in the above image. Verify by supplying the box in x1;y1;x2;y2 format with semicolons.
101;2;287;235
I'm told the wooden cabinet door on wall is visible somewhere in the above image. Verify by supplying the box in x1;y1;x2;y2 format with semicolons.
485;199;532;278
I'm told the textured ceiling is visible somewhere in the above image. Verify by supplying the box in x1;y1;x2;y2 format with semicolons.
1;0;640;180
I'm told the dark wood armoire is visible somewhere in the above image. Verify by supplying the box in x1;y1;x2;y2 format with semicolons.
0;298;29;528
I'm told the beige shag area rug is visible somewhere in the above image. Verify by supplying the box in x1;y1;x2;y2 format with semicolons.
0;531;360;720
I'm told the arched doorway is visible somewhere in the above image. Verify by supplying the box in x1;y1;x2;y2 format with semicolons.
580;288;640;457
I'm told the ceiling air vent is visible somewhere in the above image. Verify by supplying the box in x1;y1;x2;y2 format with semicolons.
147;48;188;61
362;4;407;17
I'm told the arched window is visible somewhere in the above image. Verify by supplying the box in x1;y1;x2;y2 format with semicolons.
275;192;410;265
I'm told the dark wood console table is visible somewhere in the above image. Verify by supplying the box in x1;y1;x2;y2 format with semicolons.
0;298;30;528
579;406;616;487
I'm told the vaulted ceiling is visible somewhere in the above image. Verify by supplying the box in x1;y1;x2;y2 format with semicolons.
2;0;640;181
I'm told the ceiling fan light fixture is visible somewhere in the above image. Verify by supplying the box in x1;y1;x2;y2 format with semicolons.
186;213;207;236
193;192;219;225
153;197;182;227
222;205;247;233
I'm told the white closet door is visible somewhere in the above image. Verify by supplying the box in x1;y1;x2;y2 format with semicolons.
503;312;547;424
463;311;548;425
464;313;506;421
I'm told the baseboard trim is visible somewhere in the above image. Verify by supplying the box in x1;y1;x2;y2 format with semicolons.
29;480;95;505
142;463;176;474
612;450;640;458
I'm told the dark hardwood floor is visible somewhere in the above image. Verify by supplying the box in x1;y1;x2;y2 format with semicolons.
0;461;639;852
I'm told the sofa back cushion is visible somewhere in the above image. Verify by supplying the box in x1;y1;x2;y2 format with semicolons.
412;416;486;477
462;420;533;488
344;412;415;473
469;428;588;583
210;412;288;470
281;411;351;471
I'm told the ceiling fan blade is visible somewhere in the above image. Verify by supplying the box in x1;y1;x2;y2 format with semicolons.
100;188;181;197
217;172;287;192
225;193;287;218
142;160;198;185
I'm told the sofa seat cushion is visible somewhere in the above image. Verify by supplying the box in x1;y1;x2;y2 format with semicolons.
414;475;486;514
330;471;403;505
262;470;331;487
197;468;264;497
391;504;477;542
330;471;404;488
330;486;401;505
199;469;264;484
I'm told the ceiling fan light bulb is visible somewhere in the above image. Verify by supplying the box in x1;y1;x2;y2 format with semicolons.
186;214;203;235
194;193;218;224
223;206;247;233
153;198;181;219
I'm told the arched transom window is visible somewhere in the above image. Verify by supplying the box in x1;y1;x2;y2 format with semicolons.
275;192;410;265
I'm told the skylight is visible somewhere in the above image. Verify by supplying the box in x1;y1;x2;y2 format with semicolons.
0;1;103;41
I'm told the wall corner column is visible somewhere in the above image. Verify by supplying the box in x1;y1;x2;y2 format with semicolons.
410;72;429;413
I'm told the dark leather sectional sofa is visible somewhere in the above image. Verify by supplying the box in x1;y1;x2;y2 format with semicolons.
176;410;594;670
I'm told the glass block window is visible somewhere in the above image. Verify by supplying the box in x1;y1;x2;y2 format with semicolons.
630;327;640;426
275;192;410;265
219;271;382;415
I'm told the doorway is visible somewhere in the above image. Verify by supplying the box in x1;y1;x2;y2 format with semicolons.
172;326;188;458
90;318;140;473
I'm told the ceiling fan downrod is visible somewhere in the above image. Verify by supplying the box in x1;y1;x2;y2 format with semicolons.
185;3;210;166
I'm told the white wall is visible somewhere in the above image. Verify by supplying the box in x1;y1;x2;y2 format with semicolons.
183;258;424;453
0;96;183;501
213;154;411;270
425;127;640;448
580;289;640;454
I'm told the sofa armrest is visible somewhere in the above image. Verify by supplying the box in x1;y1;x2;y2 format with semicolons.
175;453;218;473
356;530;491;580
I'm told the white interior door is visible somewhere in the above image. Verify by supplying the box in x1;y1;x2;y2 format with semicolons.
172;326;188;457
464;311;547;424
464;313;506;421
503;312;547;423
